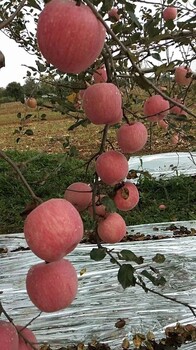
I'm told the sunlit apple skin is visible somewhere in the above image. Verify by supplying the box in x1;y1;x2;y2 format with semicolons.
64;182;92;211
26;97;37;109
24;198;83;262
98;213;126;243
93;65;107;83
82;83;122;125
117;122;148;153
144;95;170;122
175;66;192;86
0;320;19;350
88;194;107;218
163;7;177;21
170;98;185;115
26;259;78;313
108;8;120;21
171;133;179;145
157;120;168;130
114;182;139;211
37;0;106;74
17;326;38;350
159;204;166;210
95;150;129;186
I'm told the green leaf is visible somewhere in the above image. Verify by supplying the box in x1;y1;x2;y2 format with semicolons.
62;136;70;148
141;270;166;286
24;129;34;136
90;248;106;261
101;196;117;213
152;253;166;264
17;112;21;118
68;146;78;157
68;118;89;131
128;11;142;29
40;113;47;120
27;0;41;10
118;264;136;289
36;60;46;73
101;0;113;12
151;52;162;61
119;249;144;264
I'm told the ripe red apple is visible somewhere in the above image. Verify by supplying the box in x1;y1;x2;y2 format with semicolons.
144;95;170;122
108;8;120;21
88;194;107;218
93;65;107;83
157;119;168;130
98;212;126;243
95;150;129;186
170;98;185;115
163;7;177;21
17;325;38;350
26;259;78;313
117;122;148;153
159;204;166;210
24;198;83;262
64;182;92;211
37;0;106;74
171;133;179;145
175;66;192;86
114;182;139;211
82;83;122;125
26;97;37;109
0;320;19;350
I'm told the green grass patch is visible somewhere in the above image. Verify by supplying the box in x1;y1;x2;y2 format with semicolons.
0;150;195;235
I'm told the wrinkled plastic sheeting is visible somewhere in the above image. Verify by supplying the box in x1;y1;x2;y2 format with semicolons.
0;221;196;349
128;152;196;183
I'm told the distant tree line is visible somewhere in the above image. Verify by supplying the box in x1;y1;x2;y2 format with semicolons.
0;77;57;103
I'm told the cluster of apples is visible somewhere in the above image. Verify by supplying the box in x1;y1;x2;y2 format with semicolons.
24;198;83;313
62;73;149;243
0;320;39;350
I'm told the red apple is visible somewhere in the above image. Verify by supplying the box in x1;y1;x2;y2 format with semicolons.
144;95;170;122
88;194;107;218
26;97;37;109
17;325;38;350
37;0;106;74
64;182;92;211
114;182;139;211
93;65;107;83
159;204;166;210
0;320;18;350
24;198;83;262
171;133;179;145
26;259;78;313
157;120;168;130
95;150;129;186
117;122;148;153
82;83;122;125
108;8;120;21
98;212;126;243
163;7;177;21
175;66;192;86
170;98;185;115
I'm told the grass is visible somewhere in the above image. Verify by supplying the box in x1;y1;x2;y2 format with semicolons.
0;150;195;235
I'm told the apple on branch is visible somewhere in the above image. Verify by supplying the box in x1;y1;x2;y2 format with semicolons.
82;83;123;125
98;212;127;243
37;0;106;74
17;325;39;350
0;320;19;350
117;122;148;153
163;7;177;21
64;182;92;212
95;150;129;186
26;259;78;313
24;198;83;262
144;95;170;122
